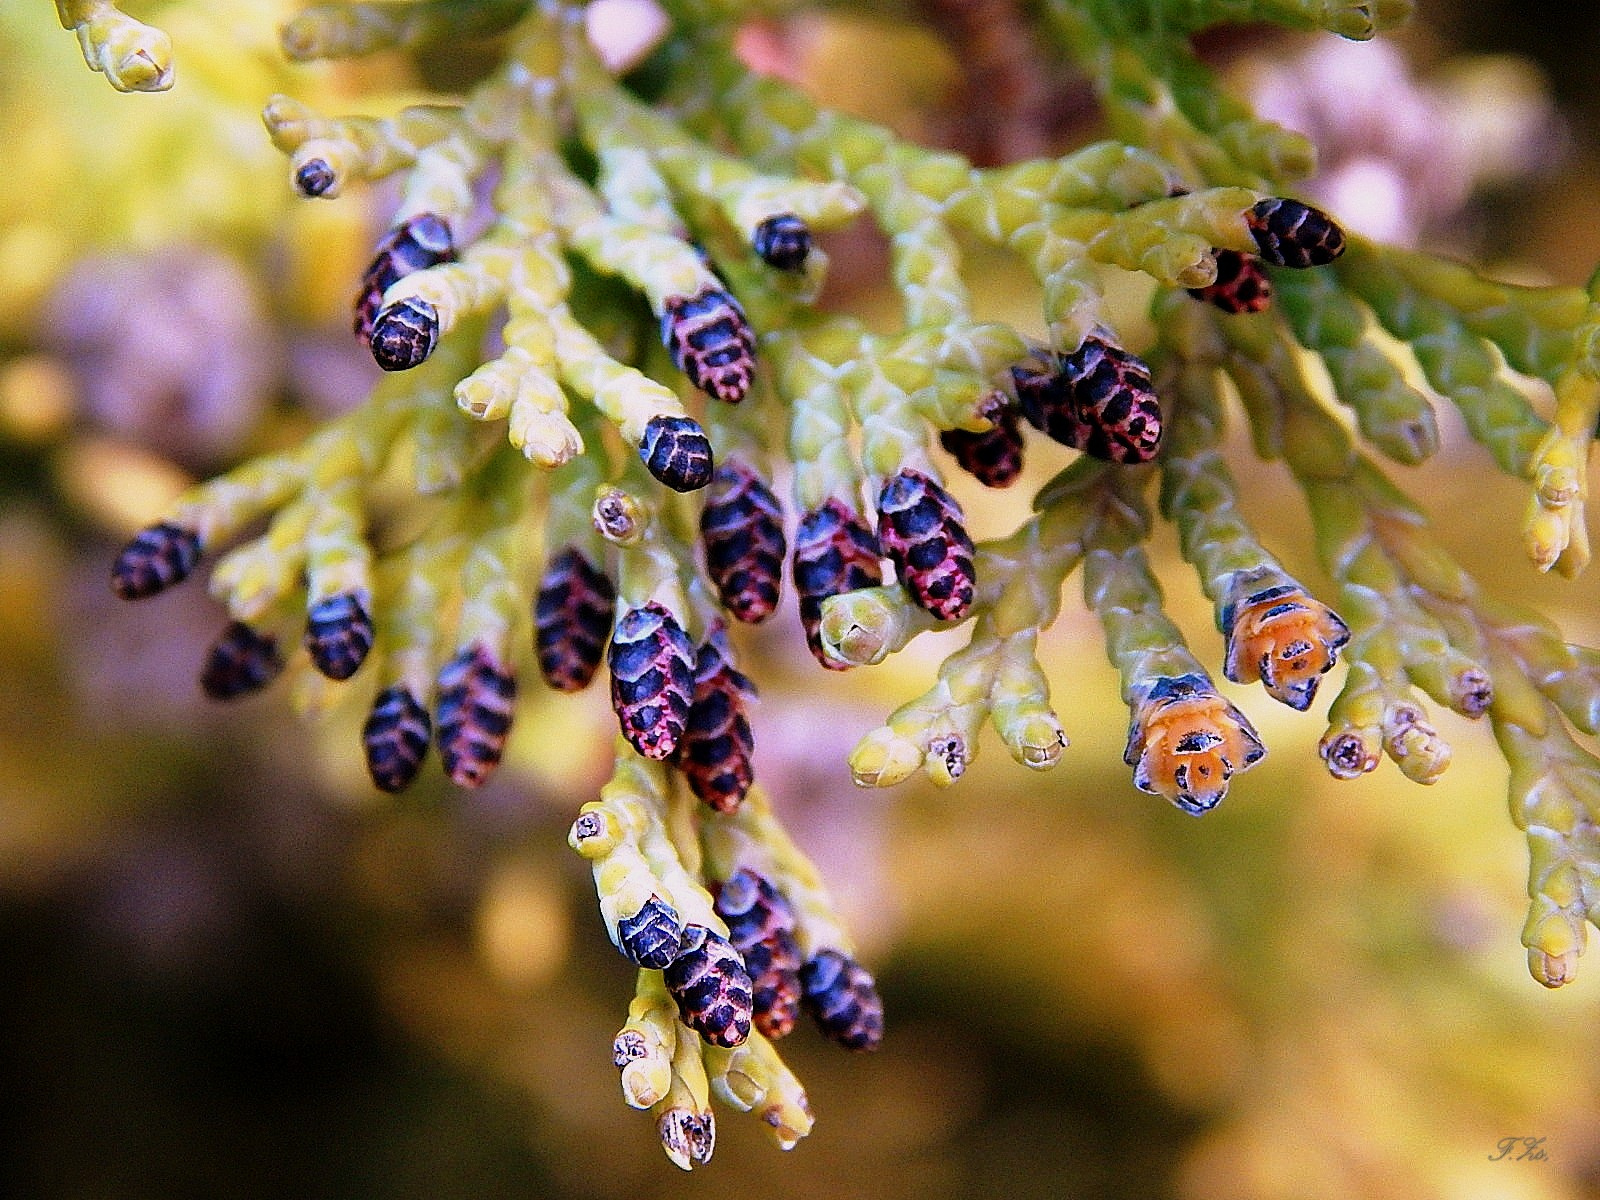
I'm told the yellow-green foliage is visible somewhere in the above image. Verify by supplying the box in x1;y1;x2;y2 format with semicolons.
48;0;1600;1181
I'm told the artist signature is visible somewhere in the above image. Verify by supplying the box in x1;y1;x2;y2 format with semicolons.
1489;1137;1549;1162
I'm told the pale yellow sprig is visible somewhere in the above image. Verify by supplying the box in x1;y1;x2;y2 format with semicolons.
552;304;689;447
280;0;530;62
571;757;682;958
703;1032;813;1150
454;241;585;467
566;39;865;240
771;321;869;514
604;752;724;932
1497;712;1600;987
1038;0;1314;187
544;154;723;312
208;500;315;627
848;612;1067;786
849;615;1008;788
699;786;854;961
817;585;937;670
1523;369;1599;576
372;532;467;705
376;234;521;342
653;1022;715;1169
980;141;1180;216
262;96;460;198
56;0;173;92
452;449;533;665
302;441;373;616
850;357;938;482
613;969;677;1110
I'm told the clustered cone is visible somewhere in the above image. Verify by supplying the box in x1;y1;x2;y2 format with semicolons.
363;684;433;793
199;621;284;701
661;288;758;406
1246;197;1346;268
875;468;977;622
715;869;805;1040
939;397;1025;488
535;546;616;693
435;643;517;788
354;213;454;344
1014;332;1165;464
1189;248;1272;314
792;500;884;669
700;461;787;624
608;601;696;761
752;214;813;272
304;591;374;681
664;924;756;1049
617;893;686;970
639;414;716;493
678;629;757;813
799;949;884;1052
110;521;201;600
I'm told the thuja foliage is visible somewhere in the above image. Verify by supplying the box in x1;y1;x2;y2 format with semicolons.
80;0;1600;1168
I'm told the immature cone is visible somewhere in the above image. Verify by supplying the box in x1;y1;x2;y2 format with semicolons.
1013;336;1163;464
1382;702;1451;785
612;1028;671;1110
677;629;756;813
608;601;696;760
1246;198;1346;268
1125;673;1266;814
363;684;432;793
639;414;714;493
752;214;812;272
371;296;440;371
434;643;516;788
592;488;646;545
295;159;336;197
700;461;786;623
939;400;1025;488
535;546;616;692
354;213;455;344
1221;583;1351;711
111;521;203;600
199;621;284;700
876;469;977;622
659;1109;716;1171
1450;669;1495;719
792;499;885;669
799;949;883;1051
1320;728;1380;779
663;924;755;1048
617;894;686;969
1188;248;1272;313
661;287;757;404
304;591;374;681
714;869;803;1040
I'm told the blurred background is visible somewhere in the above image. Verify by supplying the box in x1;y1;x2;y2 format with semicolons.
2;1;1600;1196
